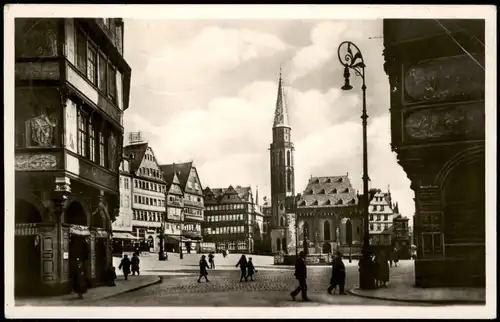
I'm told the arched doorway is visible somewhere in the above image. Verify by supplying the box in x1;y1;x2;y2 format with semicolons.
443;157;485;285
66;201;90;285
15;199;43;296
324;220;331;241
93;209;109;284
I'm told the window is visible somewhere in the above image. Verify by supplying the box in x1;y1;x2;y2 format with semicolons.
77;111;87;157
76;29;87;74
98;54;107;92
88;118;96;162
286;150;291;166
381;205;385;211
422;232;443;257
287;169;292;192
369;214;374;221
377;224;381;231
372;205;377;211
377;215;381;221
370;224;374;231
99;131;106;167
86;42;97;85
384;214;388;221
107;64;117;102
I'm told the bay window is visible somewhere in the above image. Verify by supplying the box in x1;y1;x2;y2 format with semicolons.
77;111;87;157
87;42;97;85
76;29;87;74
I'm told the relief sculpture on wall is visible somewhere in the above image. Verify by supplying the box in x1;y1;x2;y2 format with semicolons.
404;104;485;141
15;19;58;57
404;54;485;103
16;154;58;170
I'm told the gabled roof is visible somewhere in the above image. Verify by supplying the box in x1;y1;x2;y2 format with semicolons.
123;143;148;173
159;162;193;191
203;185;252;204
297;175;358;209
166;171;184;196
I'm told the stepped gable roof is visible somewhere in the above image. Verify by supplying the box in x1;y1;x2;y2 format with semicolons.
123;142;148;173
203;185;252;203
297;175;358;208
159;162;193;190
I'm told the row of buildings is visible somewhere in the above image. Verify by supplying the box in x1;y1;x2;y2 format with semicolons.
111;133;269;255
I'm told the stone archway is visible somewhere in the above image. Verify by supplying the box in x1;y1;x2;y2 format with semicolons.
15;199;43;296
65;201;91;281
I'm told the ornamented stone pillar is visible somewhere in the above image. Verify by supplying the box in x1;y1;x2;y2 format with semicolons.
53;176;71;293
89;229;96;279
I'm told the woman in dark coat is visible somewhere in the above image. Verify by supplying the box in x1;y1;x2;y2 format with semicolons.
247;257;257;281
198;255;210;283
236;254;248;282
118;254;131;280
328;251;347;295
377;252;390;287
72;258;88;299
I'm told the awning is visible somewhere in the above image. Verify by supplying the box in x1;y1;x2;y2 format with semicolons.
166;235;181;242
69;225;91;236
112;232;137;240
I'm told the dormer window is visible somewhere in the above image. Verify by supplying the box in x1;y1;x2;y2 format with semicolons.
331;188;337;194
313;200;319;206
314;179;320;184
372;205;378;211
324;199;332;205
308;189;314;195
344;188;349;193
300;200;307;206
320;189;325;194
338;178;343;182
337;200;343;205
326;178;332;183
350;198;356;204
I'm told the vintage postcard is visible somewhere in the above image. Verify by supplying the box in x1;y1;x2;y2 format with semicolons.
4;4;496;319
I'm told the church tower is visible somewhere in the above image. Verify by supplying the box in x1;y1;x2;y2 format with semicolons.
270;69;295;254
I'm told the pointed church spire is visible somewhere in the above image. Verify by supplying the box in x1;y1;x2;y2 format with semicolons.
273;67;290;128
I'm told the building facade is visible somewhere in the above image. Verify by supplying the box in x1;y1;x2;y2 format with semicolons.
368;190;396;249
14;18;131;295
160;162;204;253
392;214;411;259
111;154;136;253
295;175;361;256
202;186;256;254
259;196;273;254
125;143;167;252
269;72;296;254
162;169;184;253
383;19;485;287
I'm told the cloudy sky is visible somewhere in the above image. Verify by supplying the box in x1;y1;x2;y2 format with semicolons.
123;19;414;222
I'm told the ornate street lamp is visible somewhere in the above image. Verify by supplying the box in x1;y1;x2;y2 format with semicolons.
337;41;375;290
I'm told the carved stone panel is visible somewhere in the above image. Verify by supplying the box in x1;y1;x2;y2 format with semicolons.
15;153;59;171
404;54;485;104
15;88;61;148
404;103;485;141
15;62;60;81
79;159;118;192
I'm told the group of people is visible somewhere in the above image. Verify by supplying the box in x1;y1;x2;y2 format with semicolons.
197;253;257;283
118;253;141;280
290;251;347;302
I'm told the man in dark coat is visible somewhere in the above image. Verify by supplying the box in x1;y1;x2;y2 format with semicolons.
118;254;131;280
131;253;140;276
72;258;88;299
236;254;248;282
290;251;310;301
198;255;210;283
328;251;347;295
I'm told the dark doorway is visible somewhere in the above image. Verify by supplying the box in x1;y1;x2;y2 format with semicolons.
15;200;43;296
95;238;107;283
66;202;90;286
324;220;331;241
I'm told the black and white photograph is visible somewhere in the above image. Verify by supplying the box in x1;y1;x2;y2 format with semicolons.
4;4;496;319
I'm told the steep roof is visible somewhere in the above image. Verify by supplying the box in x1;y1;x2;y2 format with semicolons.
123;143;148;173
297;175;358;208
273;69;290;129
203;185;252;204
159;162;193;191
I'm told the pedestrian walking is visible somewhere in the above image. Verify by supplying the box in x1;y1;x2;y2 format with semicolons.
247;257;258;281
197;255;210;283
131;253;140;275
118;254;131;280
328;251;347;295
377;252;390;288
236;254;248;282
72;258;88;299
290;251;310;301
392;248;399;267
208;252;215;269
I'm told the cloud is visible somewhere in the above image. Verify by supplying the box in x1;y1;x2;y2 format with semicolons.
140;26;291;94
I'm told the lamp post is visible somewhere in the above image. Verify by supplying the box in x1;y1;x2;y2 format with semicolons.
337;41;374;290
158;223;166;261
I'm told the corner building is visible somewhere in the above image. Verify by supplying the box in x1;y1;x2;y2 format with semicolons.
383;19;485;287
14;18;131;295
